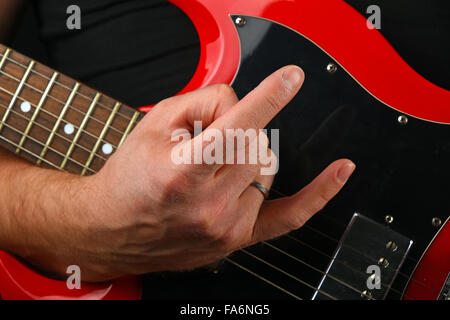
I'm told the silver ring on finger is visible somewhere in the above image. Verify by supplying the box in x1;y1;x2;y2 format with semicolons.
250;181;270;199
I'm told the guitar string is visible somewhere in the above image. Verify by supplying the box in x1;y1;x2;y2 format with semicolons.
0;134;71;171
258;241;376;299
270;188;444;292
303;220;447;281
234;228;428;300
0;102;108;162
0;80;120;151
305;202;423;266
0;68;127;141
237;249;340;300
271;186;420;268
0;85;114;158
261;240;415;299
0;105;96;174
282;234;433;299
224;257;303;300
0;51;438;299
281;181;447;279
230;234;423;300
0;51;133;122
229;214;433;300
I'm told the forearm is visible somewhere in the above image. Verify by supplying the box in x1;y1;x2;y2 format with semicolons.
0;148;92;274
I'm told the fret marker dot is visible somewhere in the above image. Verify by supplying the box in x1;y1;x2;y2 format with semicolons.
20;101;31;113
64;123;75;135
102;143;113;155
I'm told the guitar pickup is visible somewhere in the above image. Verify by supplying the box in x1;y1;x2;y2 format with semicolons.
313;213;413;300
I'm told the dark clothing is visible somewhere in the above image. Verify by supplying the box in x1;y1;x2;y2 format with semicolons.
32;0;200;107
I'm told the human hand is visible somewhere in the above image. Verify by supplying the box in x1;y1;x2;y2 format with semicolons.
15;66;355;282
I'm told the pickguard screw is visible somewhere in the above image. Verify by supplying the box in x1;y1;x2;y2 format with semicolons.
398;115;408;125
431;217;442;228
235;16;246;27
385;215;394;224
361;290;372;300
326;63;337;73
378;257;389;268
386;241;398;252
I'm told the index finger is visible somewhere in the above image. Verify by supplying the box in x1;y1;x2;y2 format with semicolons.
209;65;304;132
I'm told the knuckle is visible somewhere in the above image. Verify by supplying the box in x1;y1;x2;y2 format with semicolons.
154;97;173;110
216;229;239;252
159;170;189;203
286;214;307;231
192;198;229;241
313;190;332;212
262;92;282;115
193;214;224;242
214;84;236;99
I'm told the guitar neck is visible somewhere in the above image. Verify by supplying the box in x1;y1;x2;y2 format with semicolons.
0;44;144;176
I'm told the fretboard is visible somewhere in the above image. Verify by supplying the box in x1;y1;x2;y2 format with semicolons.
0;44;144;176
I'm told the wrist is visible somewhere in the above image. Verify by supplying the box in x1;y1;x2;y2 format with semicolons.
1;166;90;275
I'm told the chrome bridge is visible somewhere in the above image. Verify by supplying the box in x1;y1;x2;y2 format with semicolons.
313;213;413;300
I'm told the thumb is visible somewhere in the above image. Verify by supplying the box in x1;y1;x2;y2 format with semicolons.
250;159;355;244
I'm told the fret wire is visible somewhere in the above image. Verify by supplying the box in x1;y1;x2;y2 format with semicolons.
0;51;133;122
38;82;80;165
16;72;58;154
225;257;303;300
0;48;11;70
0;68;128;138
240;248;338;300
0;87;108;161
60;92;101;170
0;134;61;171
82;102;120;176
0;60;35;133
0;87;118;152
118;111;140;148
0;114;95;173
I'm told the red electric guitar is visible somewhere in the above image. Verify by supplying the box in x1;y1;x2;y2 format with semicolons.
0;0;449;300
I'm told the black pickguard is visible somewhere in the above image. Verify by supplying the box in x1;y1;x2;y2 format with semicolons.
142;16;450;300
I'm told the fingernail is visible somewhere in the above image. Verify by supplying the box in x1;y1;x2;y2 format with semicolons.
282;66;304;91
337;162;356;184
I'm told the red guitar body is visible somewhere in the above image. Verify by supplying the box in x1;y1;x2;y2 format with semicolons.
0;0;448;300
